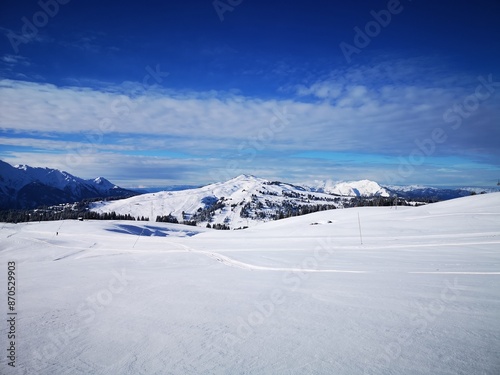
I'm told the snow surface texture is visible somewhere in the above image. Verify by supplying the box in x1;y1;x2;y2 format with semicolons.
1;193;500;374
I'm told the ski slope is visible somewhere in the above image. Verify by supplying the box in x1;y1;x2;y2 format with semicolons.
1;193;499;374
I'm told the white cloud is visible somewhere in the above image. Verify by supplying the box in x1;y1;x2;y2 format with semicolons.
1;61;499;186
295;81;343;99
1;54;30;66
1;73;496;157
0;136;135;152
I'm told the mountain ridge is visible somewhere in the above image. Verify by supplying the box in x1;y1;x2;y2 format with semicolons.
0;160;137;210
91;174;344;228
92;174;497;229
2;161;496;225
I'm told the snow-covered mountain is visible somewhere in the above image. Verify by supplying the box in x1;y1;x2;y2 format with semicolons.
4;160;495;225
0;160;137;209
306;179;496;201
385;184;496;201
91;174;497;229
305;179;391;197
91;174;346;228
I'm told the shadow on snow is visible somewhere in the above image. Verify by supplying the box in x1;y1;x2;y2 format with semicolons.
105;224;199;237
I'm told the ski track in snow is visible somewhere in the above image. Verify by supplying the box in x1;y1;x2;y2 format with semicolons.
4;228;499;275
177;243;367;273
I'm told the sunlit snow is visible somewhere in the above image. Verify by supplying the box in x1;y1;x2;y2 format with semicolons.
1;193;499;374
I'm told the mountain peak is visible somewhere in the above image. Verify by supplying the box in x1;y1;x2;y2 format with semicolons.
15;164;30;171
92;174;342;228
230;174;262;182
0;160;136;209
305;179;390;197
93;177;115;188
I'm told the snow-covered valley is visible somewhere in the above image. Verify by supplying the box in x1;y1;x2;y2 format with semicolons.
1;193;499;374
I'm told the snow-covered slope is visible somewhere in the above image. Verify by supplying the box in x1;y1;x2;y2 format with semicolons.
0;160;136;209
1;193;499;374
92;174;343;228
305;179;391;197
92;175;498;228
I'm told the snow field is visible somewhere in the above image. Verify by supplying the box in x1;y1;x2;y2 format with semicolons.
0;193;499;374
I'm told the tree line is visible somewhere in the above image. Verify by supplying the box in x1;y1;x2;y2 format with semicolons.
0;208;138;223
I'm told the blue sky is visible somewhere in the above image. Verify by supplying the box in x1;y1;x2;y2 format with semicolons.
0;0;499;187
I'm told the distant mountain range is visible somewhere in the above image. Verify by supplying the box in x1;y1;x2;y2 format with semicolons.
0;160;137;210
302;181;496;201
383;184;495;201
91;174;497;229
304;179;391;197
1;160;496;223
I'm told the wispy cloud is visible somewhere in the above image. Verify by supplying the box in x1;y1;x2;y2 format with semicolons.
58;31;120;54
1;54;31;66
1;60;499;186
